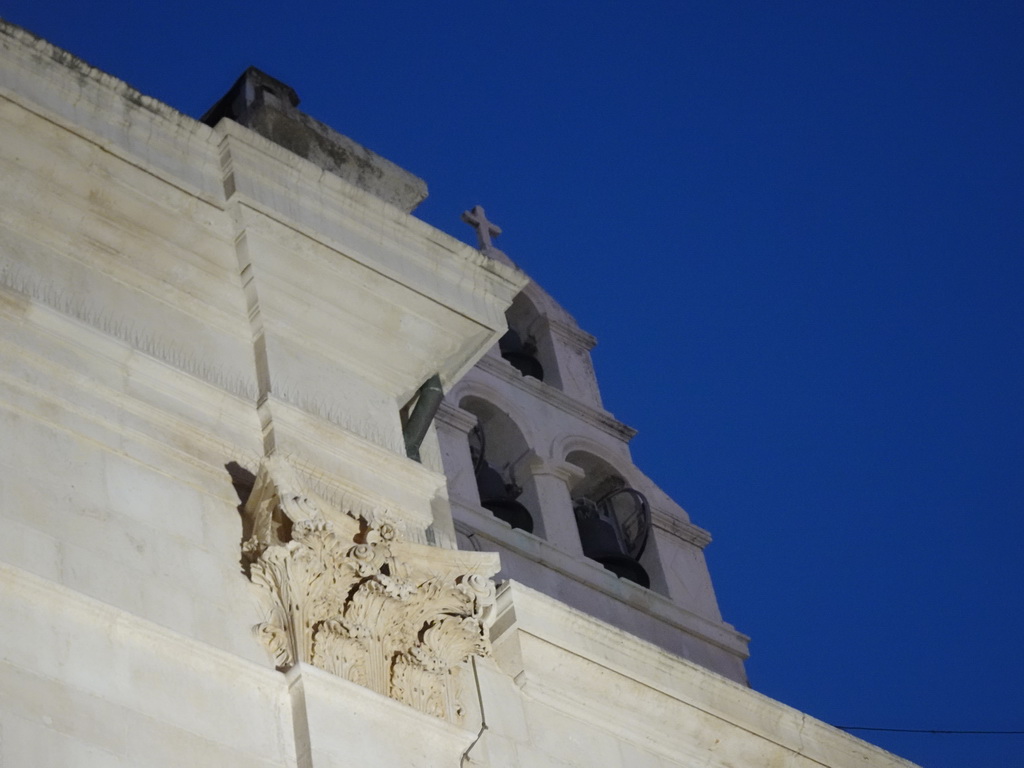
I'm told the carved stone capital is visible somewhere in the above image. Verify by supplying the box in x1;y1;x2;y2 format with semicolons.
242;458;499;722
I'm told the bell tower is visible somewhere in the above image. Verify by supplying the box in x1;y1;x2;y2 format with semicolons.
437;208;750;682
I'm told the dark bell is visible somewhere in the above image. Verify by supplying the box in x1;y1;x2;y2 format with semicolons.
594;554;650;588
498;330;544;381
573;501;650;587
475;462;534;533
481;497;534;533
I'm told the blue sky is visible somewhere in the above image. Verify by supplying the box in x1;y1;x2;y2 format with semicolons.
3;3;1022;766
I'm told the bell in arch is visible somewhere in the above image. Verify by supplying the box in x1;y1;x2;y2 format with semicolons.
498;329;544;381
469;426;534;533
573;486;651;587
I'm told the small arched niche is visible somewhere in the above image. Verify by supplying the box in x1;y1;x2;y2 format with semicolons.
460;396;536;534
565;450;652;588
500;292;562;389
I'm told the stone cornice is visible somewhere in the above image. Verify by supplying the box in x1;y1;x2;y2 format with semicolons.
1;22;198;128
216;124;528;400
476;355;637;443
451;499;747;658
435;400;479;435
215;120;527;323
651;508;712;549
0;560;282;697
493;581;918;768
538;316;596;352
0;299;263;489
0;23;225;203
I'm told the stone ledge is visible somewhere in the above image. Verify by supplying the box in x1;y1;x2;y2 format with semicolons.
435;399;480;435
493;581;919;768
476;354;637;443
202;67;428;213
214;119;526;320
0;21;224;203
0;561;290;759
264;398;451;538
451;498;748;660
0;296;263;486
651;507;712;549
541;315;597;352
289;662;480;767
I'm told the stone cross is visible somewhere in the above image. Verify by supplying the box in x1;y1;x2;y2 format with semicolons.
462;205;502;252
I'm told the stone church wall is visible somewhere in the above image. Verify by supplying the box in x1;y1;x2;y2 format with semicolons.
0;21;918;768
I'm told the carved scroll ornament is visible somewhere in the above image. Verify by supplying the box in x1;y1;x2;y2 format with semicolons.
241;458;498;721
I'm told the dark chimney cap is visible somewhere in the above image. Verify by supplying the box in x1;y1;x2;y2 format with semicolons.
199;67;428;213
200;67;299;128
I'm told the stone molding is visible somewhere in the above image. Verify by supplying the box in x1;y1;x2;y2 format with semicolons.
651;507;713;549
242;457;499;722
0;562;291;761
450;499;749;658
476;354;637;442
435;400;479;436
538;315;597;352
492;581;917;768
0;21;225;204
203;67;429;213
214;121;526;328
265;398;446;537
523;452;586;485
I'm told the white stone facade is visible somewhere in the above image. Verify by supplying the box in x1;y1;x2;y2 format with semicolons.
0;20;918;767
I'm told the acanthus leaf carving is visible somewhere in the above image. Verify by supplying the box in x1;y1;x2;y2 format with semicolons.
242;458;499;722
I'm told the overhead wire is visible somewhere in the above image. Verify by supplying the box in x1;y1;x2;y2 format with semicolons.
835;726;1024;735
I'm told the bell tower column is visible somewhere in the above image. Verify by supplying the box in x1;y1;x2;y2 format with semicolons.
434;401;480;510
518;454;586;556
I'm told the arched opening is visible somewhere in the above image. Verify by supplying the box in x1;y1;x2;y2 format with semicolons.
461;396;535;533
565;450;651;587
500;292;561;388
